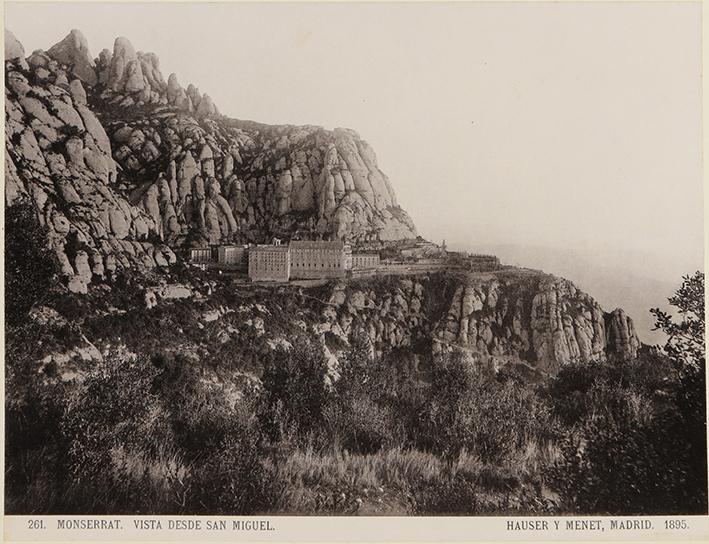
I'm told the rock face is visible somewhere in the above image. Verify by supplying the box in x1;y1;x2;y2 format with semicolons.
5;42;176;293
320;273;641;374
102;114;417;246
108;37;145;93
6;30;417;291
434;274;640;372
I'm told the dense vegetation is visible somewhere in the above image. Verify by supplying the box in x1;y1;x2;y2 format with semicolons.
4;202;706;514
6;327;706;514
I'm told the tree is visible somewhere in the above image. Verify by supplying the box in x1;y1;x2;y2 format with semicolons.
259;336;329;442
651;271;705;373
5;199;58;326
651;271;706;513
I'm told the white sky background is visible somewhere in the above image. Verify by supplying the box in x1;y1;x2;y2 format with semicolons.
5;1;704;286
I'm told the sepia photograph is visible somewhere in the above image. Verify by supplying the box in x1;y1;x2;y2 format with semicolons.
3;0;706;522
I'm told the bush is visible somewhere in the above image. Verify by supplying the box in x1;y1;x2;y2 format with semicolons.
259;336;330;443
5;199;57;326
62;357;160;501
324;395;398;454
185;411;277;514
325;333;411;453
420;350;556;463
5;349;70;513
546;359;704;514
548;413;692;514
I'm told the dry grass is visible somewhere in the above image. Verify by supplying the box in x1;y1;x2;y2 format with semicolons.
261;441;559;514
272;440;559;490
109;445;192;512
273;446;444;490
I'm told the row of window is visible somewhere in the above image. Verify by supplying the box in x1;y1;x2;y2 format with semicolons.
252;264;287;269
293;262;342;268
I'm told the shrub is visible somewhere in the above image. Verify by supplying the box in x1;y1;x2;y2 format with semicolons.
259;336;330;443
185;406;277;514
5;198;58;326
5;348;70;513
63;356;160;489
548;412;691;514
420;350;556;464
324;395;398;454
546;358;704;514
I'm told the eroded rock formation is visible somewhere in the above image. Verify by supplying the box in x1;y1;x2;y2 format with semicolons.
5;29;417;290
319;273;640;374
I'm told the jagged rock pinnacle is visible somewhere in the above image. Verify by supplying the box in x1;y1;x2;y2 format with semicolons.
109;36;144;93
47;29;97;86
5;30;25;61
196;93;218;117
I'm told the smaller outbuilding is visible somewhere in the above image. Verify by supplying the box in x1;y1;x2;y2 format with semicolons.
189;247;212;264
218;245;249;270
248;245;291;282
351;253;380;269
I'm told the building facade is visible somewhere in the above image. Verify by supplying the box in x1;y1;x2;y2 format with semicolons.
289;241;351;279
189;247;212;264
218;245;248;269
248;245;290;282
351;253;380;269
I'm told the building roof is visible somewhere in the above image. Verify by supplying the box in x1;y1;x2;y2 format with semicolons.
251;244;289;252
219;245;248;250
289;240;345;250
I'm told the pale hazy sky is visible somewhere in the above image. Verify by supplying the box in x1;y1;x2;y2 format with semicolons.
6;2;704;284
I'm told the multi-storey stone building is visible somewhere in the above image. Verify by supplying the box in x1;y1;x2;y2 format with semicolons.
351;253;380;269
248;244;290;282
218;245;248;269
289;240;351;279
189;247;212;264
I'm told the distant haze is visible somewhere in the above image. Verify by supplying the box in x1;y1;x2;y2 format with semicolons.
6;2;703;339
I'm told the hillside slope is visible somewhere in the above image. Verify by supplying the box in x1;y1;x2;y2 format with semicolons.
25;268;639;384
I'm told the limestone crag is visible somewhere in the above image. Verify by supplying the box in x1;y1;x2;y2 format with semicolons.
46;29;98;86
316;272;640;373
6;30;417;290
103;114;417;246
605;307;641;361
320;278;429;353
435;274;640;372
5;48;176;293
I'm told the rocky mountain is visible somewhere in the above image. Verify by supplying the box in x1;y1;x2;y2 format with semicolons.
5;29;417;293
5;29;641;377
321;270;640;376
